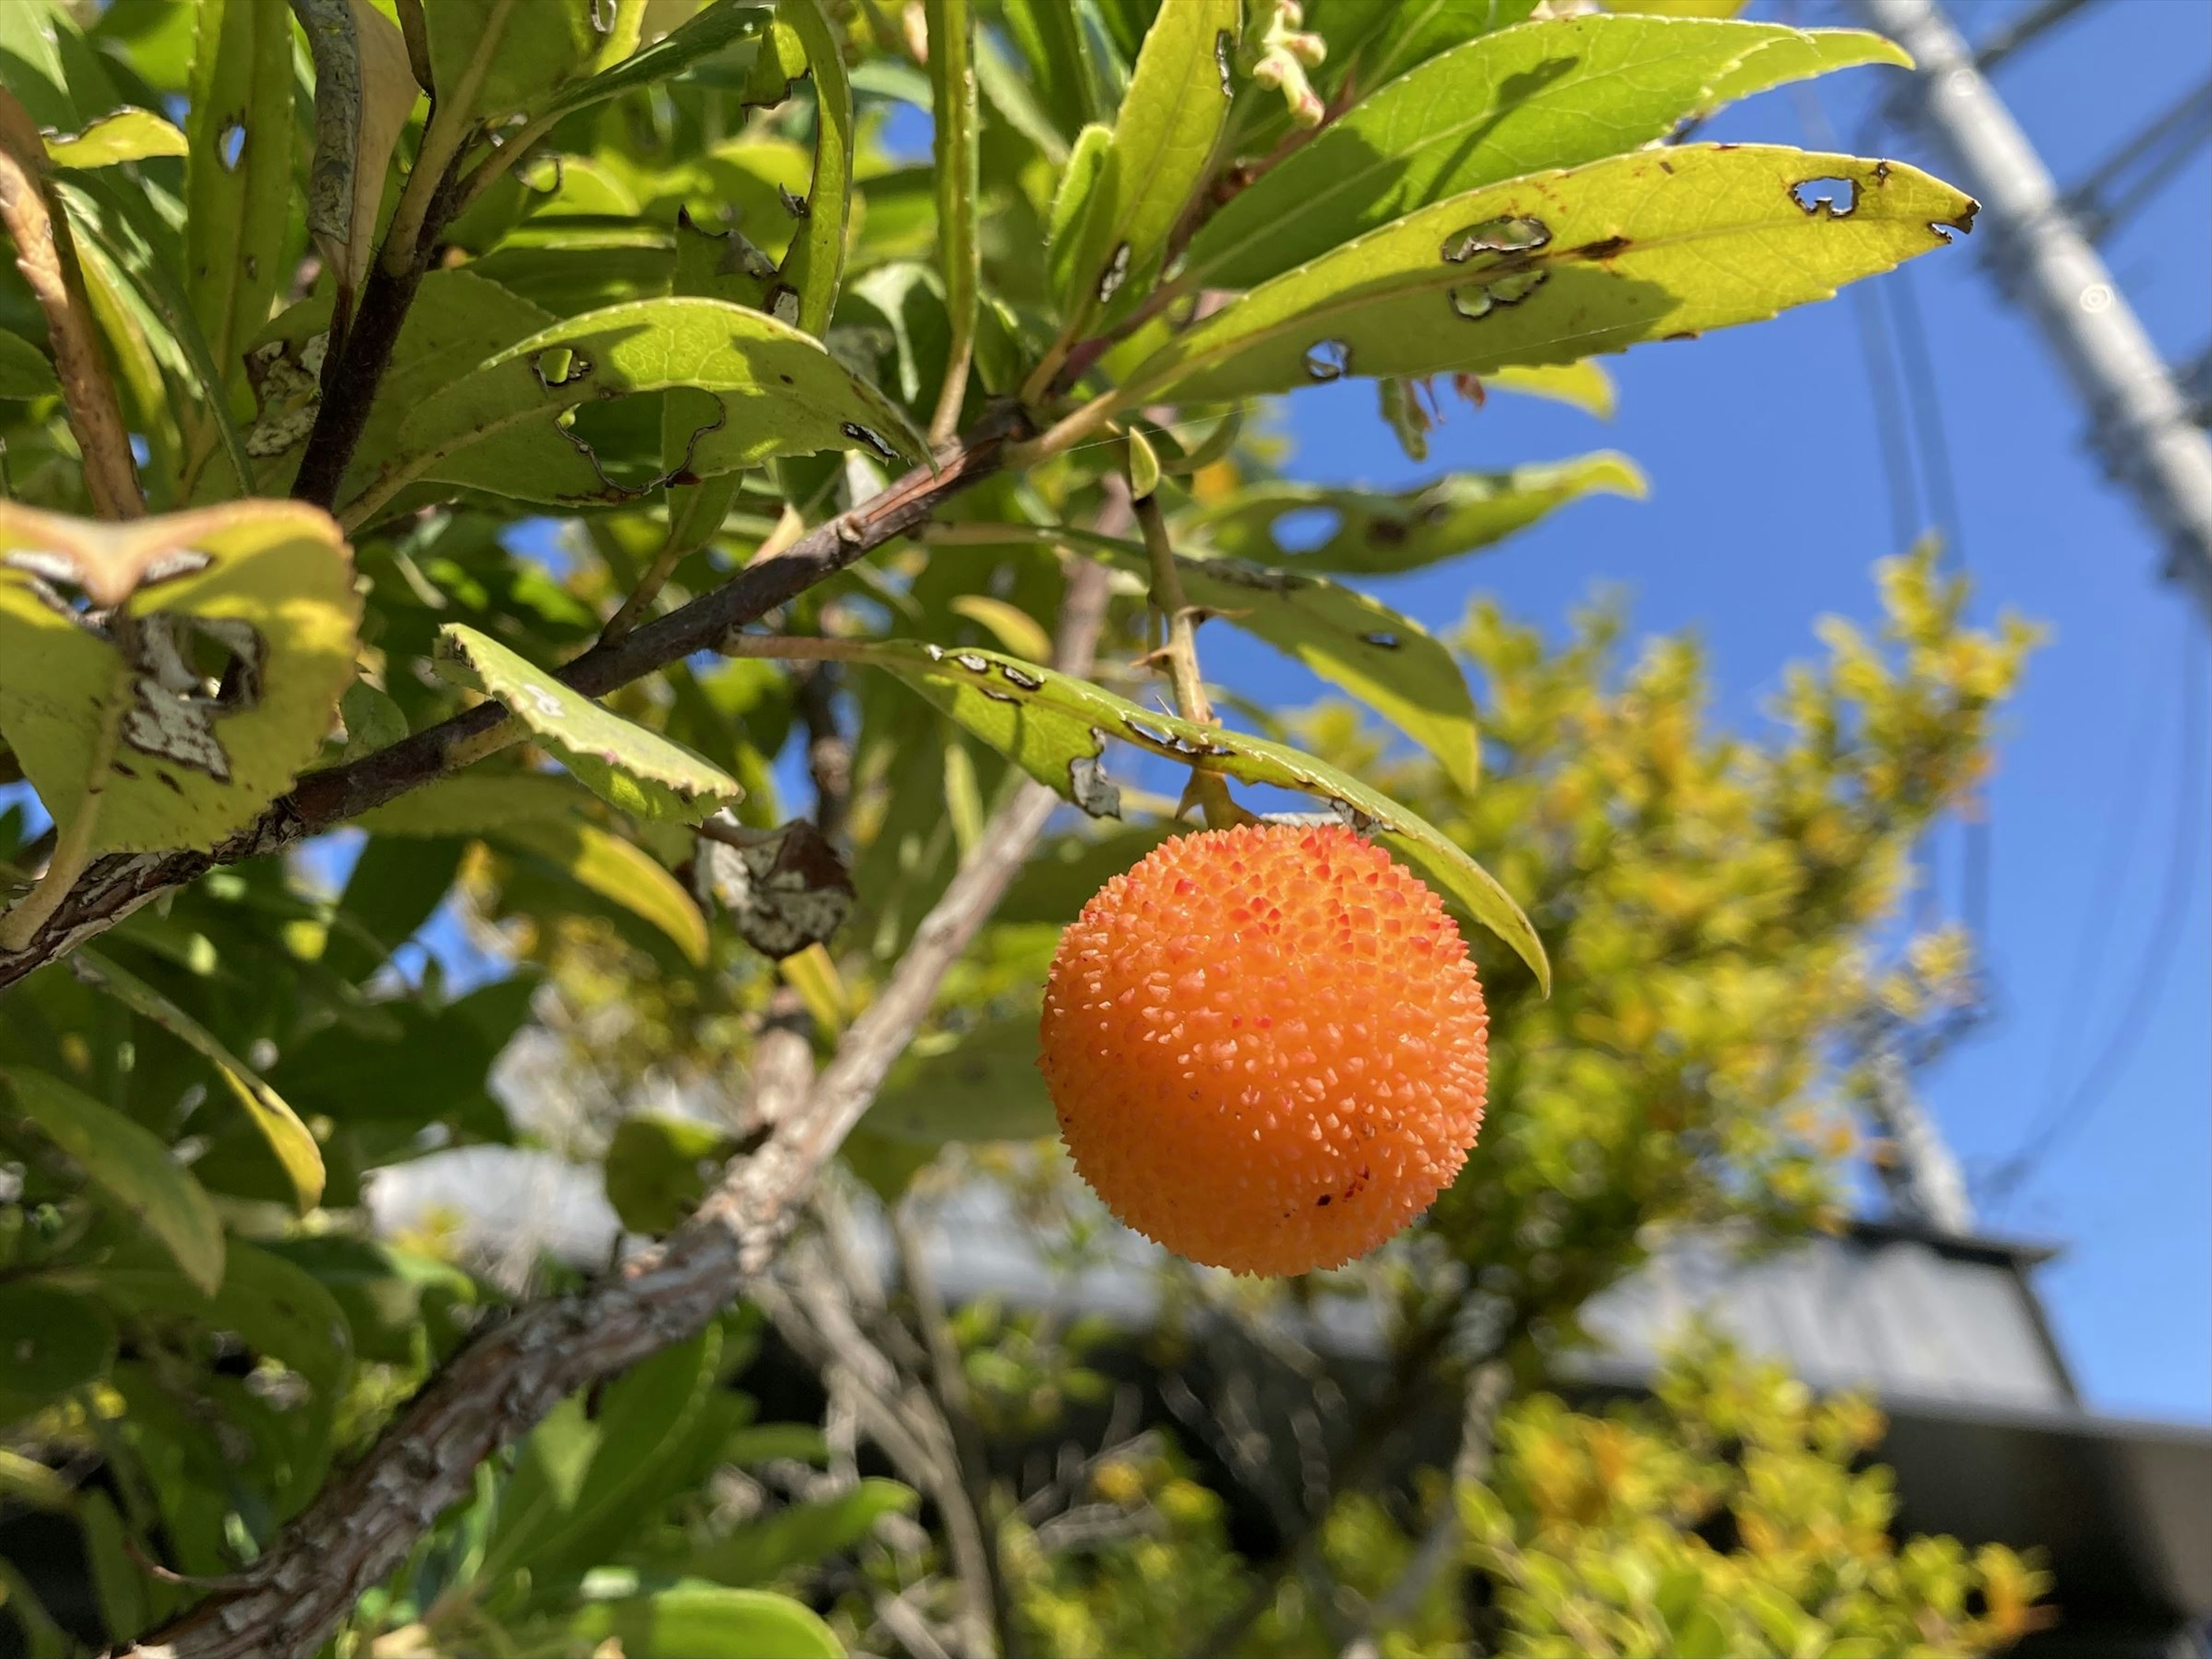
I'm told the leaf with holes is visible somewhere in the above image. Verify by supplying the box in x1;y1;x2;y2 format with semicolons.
349;298;923;524
822;639;1548;988
437;623;741;827
693;819;853;960
1182;17;1911;293
1125;147;1975;406
42;107;187;167
0;501;361;855
184;0;295;422
1054;0;1240;336
1183;453;1646;575
1055;525;1482;792
2;1067;226;1294
72;948;323;1211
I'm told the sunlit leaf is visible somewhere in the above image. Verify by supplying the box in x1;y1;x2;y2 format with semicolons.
350;298;923;524
777;0;854;336
1182;16;1911;291
0;500;361;855
1126;146;1976;405
567;1587;843;1658
1055;0;1240;335
424;0;596;121
40;107;185;167
437;622;742;826
500;817;713;967
1;1067;225;1294
806;639;1548;988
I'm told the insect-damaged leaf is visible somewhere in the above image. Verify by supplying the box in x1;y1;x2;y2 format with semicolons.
437;623;742;825
816;639;1548;990
71;948;324;1213
348;297;924;524
294;0;419;311
1040;525;1483;793
693;818;854;960
0;501;361;855
2;1066;226;1294
1054;0;1240;334
1124;146;1976;406
1183;453;1646;575
1181;16;1912;292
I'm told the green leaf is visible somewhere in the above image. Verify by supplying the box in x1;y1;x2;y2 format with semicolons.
1183;453;1646;575
1312;0;1539;90
1002;0;1102;133
820;639;1550;988
604;1114;737;1233
435;622;741;825
71;949;324;1213
501;818;714;967
1055;0;1240;334
1054;525;1483;791
867;1018;1058;1143
350;298;923;524
1;1067;225;1295
1184;17;1909;293
536;2;776;123
776;0;854;336
997;824;1175;923
40;106;186;167
0;1283;118;1423
183;0;295;412
0;330;58;399
0;499;362;855
690;1478;918;1584
1046;122;1112;305
425;0;595;120
569;1588;843;1659
927;0;979;432
1124;146;1978;406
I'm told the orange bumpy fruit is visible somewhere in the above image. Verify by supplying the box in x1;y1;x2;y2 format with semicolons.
1039;822;1488;1276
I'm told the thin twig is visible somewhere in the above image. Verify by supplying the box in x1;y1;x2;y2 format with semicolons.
0;414;1023;994
0;90;142;518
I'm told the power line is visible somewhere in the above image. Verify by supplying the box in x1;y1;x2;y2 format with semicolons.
1984;625;2206;1209
2063;76;2212;244
1850;0;2212;626
1971;0;2100;74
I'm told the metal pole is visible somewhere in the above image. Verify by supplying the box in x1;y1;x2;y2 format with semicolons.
1854;0;2212;625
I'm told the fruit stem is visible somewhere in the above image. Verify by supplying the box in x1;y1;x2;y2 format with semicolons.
1133;474;1251;830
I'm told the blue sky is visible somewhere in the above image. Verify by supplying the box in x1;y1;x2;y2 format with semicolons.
1221;0;2209;1421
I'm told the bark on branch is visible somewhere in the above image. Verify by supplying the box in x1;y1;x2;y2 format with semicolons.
0;411;1024;995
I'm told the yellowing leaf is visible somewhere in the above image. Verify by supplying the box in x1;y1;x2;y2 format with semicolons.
949;593;1055;662
437;623;741;824
2;1067;226;1295
1126;146;1976;406
0;500;361;856
72;949;324;1213
42;107;187;168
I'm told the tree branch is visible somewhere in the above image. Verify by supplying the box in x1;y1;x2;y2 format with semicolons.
0;89;143;519
113;524;1096;1659
0;410;1024;995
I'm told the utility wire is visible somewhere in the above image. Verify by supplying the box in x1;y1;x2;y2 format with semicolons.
2065;76;2212;244
1972;0;2100;74
1984;625;2206;1209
